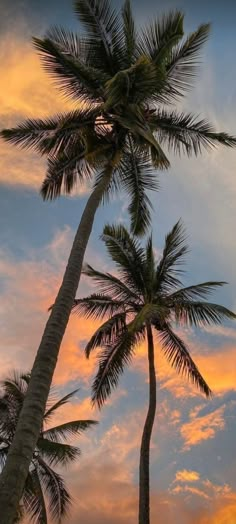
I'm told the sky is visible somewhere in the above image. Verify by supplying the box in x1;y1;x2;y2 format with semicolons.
1;0;236;522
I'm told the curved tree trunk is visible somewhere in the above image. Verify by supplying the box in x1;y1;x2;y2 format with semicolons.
139;325;156;524
0;173;111;524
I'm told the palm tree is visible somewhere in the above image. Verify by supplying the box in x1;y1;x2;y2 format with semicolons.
0;372;97;524
1;2;236;520
73;221;236;524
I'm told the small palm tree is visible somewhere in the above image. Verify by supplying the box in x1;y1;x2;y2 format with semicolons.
1;2;236;519
74;222;235;524
0;372;97;524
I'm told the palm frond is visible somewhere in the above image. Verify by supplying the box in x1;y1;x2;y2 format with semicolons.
102;223;146;292
163;23;210;100
151;110;236;155
115;106;170;169
129;304;169;333
46;25;87;61
74;0;123;74
37;437;80;466
42;420;97;442
37;457;71;521
44;389;79;423
1;107;99;156
24;470;47;524
122;0;137;66
155;220;188;293
174;301;236;327
33;36;107;102
158;324;211;397
144;235;156;299
0;446;8;470
92;329;142;408
168;281;227;302
82;264;140;302
105;56;164;108
92;145;126;202
1;372;27;400
119;144;158;235
40;144;92;200
84;313;127;357
138;11;184;64
73;293;125;319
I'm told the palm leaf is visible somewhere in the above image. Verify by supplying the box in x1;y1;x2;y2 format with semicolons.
1;373;27;401
158;324;211;397
129;304;169;333
119;144;158;235
40;140;94;200
24;469;48;524
164;23;211;100
92;329;142;408
84;313;127;357
122;0;137;66
73;293;125;319
104;56;164;108
37;437;80;466
168;281;227;302
42;420;97;442
151;110;236;155
0;446;8;470
174;301;236;327
82;264;140;302
37;457;71;521
115;107;170;169
1;108;99;156
33;36;107;102
74;0;123;74
155;220;187;293
102;223;146;293
46;25;88;61
144;235;156;299
138;11;184;64
44;389;79;423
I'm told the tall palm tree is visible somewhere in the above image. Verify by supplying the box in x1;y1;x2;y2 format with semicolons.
0;372;97;524
73;222;236;524
1;2;236;520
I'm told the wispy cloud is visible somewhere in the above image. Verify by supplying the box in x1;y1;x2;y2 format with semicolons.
180;405;225;450
174;470;200;483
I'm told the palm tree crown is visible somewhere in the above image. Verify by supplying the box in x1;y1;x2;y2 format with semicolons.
2;0;236;235
0;372;97;523
74;221;236;406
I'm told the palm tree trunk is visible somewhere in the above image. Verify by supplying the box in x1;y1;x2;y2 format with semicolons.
138;324;156;524
0;172;111;524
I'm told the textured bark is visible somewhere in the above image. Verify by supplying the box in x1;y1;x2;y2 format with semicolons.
138;325;156;524
0;174;111;524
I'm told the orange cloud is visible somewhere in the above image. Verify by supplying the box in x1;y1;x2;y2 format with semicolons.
0;227;102;386
204;494;236;524
175;470;200;483
180;406;225;450
196;348;236;395
134;329;236;400
172;484;210;500
0;35;91;193
0;36;71;120
65;448;236;524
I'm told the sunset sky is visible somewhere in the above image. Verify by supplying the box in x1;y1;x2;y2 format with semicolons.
1;0;236;522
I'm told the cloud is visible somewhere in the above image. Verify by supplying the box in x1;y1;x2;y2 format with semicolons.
172;484;210;500
180;405;225;450
171;468;232;514
0;35;71;121
175;470;200;483
0;34;91;194
0;226;103;386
